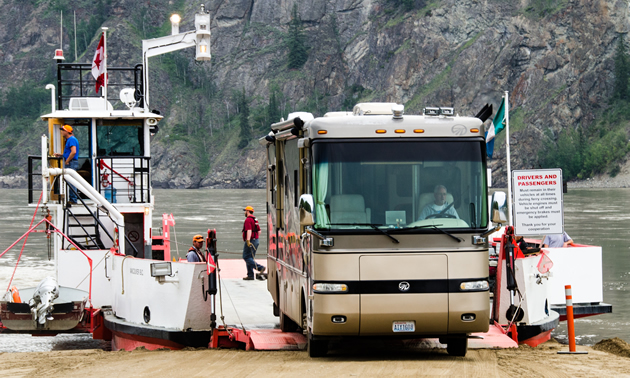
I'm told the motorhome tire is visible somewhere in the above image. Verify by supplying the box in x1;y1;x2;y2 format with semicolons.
446;336;468;357
279;310;299;332
273;302;279;317
307;330;327;358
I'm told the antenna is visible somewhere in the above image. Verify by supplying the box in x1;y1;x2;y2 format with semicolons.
54;11;65;61
74;11;77;61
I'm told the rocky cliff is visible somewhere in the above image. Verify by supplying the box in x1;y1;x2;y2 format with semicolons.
0;0;628;188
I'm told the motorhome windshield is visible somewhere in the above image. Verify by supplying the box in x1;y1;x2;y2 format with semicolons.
312;139;487;231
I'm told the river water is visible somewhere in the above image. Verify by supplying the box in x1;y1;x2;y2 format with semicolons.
0;188;626;351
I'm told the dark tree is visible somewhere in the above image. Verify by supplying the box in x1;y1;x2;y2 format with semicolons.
238;89;252;148
267;89;281;125
287;4;308;69
614;34;630;101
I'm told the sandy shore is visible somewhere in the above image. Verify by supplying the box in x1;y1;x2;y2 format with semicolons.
1;338;630;377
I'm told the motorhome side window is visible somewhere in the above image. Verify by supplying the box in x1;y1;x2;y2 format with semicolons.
97;121;144;156
311;139;488;231
268;146;276;206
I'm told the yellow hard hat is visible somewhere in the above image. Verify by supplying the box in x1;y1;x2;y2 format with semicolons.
243;206;254;212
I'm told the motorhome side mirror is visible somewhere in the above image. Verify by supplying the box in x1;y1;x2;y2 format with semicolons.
299;194;315;226
490;191;508;224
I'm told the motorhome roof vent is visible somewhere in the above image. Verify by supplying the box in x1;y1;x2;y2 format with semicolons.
68;98;113;111
392;104;404;119
323;111;353;117
353;102;397;116
423;107;454;116
286;112;314;123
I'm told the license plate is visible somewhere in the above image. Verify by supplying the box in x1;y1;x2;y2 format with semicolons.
392;321;415;332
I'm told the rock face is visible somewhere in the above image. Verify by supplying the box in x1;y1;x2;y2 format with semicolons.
0;0;628;188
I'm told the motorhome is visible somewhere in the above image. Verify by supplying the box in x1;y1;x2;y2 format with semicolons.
260;103;493;357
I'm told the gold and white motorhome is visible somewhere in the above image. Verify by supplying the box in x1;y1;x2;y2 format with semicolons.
260;103;492;357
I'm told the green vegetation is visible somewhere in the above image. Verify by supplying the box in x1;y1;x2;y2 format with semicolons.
343;84;372;111
287;4;308;69
267;86;281;125
416;1;441;17
0;81;49;118
538;126;628;179
405;32;482;112
68;0;109;61
538;34;630;179
238;89;252;148
614;35;629;101
522;0;568;19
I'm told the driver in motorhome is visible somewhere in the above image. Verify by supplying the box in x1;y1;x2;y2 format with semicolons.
418;184;459;220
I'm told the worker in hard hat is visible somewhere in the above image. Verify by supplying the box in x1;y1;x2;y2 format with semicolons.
187;234;206;262
242;206;265;280
54;124;80;205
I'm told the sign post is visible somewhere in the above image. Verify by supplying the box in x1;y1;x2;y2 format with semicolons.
512;169;563;236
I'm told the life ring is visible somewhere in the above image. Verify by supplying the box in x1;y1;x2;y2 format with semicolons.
10;286;21;303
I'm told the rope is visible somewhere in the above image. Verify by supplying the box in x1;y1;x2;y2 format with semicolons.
6;192;42;291
216;260;235;337
172;224;180;260
74;250;110;289
167;239;267;257
218;270;246;333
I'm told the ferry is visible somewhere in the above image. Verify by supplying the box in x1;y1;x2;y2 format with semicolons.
0;4;610;355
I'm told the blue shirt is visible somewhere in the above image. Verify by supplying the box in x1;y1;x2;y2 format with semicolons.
63;136;79;161
542;232;572;248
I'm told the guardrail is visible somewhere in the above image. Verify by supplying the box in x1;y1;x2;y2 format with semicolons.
96;156;151;204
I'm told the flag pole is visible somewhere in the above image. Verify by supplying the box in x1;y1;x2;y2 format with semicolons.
505;91;512;226
102;27;108;104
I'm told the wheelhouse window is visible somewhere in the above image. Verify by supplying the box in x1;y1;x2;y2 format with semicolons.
96;121;144;156
312;139;487;231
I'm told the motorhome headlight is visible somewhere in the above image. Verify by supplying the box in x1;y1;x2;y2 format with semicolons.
313;283;348;293
460;280;489;291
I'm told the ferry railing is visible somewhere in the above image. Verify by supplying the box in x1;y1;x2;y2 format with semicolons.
28;156;65;204
95;157;151;204
56;63;144;110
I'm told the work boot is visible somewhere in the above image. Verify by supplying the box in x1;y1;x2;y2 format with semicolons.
243;276;254;281
258;266;266;274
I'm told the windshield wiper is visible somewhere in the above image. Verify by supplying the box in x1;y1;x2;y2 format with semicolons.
430;225;464;243
328;223;400;244
399;224;439;231
399;224;464;242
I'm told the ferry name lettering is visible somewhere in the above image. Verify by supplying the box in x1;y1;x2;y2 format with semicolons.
130;268;144;275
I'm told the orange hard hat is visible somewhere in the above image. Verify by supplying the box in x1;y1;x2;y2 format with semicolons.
193;234;204;243
243;206;254;212
60;124;73;133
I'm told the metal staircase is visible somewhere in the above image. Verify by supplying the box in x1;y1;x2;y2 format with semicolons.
62;188;111;251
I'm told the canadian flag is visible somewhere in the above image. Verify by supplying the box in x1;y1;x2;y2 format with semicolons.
92;33;106;92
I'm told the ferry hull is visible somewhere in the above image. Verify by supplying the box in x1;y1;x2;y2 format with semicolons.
103;309;211;351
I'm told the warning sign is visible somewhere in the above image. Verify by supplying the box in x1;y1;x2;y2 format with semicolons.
512;169;563;236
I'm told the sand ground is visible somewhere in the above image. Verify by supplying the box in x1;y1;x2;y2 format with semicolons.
1;339;629;378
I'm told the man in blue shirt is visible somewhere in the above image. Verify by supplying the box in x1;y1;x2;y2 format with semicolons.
542;232;574;248
55;125;79;204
